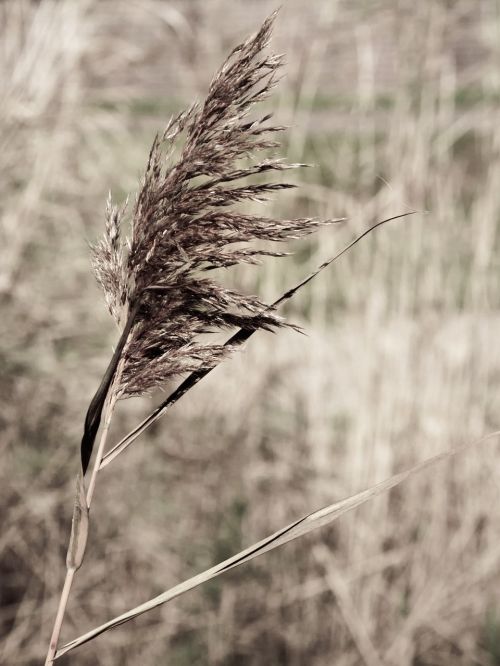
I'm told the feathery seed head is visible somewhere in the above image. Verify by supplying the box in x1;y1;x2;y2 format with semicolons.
91;11;338;397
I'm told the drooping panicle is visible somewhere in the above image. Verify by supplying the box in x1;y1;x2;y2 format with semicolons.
91;11;340;397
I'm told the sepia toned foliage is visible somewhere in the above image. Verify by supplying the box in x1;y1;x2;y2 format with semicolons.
2;2;500;665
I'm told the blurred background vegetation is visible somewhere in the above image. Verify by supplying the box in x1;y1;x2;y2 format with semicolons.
1;1;500;664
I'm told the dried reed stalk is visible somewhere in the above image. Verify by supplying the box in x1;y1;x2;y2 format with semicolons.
45;11;408;663
44;12;331;662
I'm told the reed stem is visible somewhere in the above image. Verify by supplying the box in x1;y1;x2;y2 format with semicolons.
86;392;118;507
44;568;75;665
44;391;118;663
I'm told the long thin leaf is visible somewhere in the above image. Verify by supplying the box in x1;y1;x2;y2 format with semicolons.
56;429;498;658
80;304;138;474
101;212;415;468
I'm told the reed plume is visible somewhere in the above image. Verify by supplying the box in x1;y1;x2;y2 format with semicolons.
91;12;333;399
45;11;338;663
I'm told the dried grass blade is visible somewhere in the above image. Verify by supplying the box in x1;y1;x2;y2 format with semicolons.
80;305;138;474
57;428;499;658
100;212;416;468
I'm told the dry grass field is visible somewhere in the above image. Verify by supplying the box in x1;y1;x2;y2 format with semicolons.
2;1;500;664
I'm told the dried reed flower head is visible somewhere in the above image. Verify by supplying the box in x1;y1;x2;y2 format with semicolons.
91;12;337;398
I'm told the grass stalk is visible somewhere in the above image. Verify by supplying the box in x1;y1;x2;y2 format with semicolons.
42;12;425;663
86;391;118;507
44;568;75;665
44;384;120;663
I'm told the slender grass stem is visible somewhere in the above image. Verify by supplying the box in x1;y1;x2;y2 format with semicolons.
44;568;75;665
86;392;118;507
44;387;120;663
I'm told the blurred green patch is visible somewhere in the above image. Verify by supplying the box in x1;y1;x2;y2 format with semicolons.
482;608;500;665
204;497;247;606
454;85;500;109
213;497;247;563
170;629;207;666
